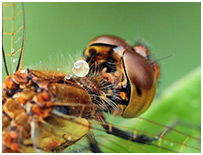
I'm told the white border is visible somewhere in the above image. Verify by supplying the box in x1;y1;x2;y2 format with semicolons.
1;0;203;2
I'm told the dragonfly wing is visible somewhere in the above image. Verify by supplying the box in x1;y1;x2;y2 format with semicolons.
3;2;25;75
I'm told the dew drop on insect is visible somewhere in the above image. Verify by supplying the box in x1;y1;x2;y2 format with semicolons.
154;136;159;140
72;60;89;77
64;74;72;80
13;58;17;63
20;70;26;73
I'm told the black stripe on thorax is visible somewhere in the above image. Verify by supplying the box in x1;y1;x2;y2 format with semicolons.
89;43;118;48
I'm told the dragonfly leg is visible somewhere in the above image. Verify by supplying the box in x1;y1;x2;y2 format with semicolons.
101;119;180;145
102;123;155;144
87;132;102;153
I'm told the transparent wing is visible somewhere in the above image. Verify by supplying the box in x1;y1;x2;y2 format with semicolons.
60;113;200;153
3;102;200;153
93;116;201;153
3;2;25;75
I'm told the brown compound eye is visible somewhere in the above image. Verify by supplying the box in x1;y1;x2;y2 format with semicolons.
133;44;160;81
83;35;132;68
133;44;150;58
121;49;157;118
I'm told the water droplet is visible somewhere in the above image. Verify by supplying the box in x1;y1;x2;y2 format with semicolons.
154;136;159;140
20;70;26;73
57;68;60;71
68;137;72;141
64;74;72;80
72;60;89;77
13;58;17;63
12;49;15;53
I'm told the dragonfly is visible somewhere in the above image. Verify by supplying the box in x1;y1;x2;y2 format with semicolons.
2;2;201;153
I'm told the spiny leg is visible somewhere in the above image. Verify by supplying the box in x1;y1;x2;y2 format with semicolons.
101;123;155;144
86;132;102;153
98;114;180;152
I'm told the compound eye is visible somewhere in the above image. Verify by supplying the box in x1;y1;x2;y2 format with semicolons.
121;50;157;118
123;50;154;90
133;45;150;59
133;44;159;81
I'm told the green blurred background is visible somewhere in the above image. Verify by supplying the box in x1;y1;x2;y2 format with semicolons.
21;2;201;94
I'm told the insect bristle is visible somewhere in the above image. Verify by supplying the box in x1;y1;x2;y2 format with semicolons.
25;51;81;74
